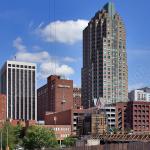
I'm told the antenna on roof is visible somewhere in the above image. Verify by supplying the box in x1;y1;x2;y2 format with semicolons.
13;55;17;61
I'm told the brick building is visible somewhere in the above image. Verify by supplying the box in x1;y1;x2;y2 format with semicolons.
115;102;127;132
37;75;73;121
45;109;86;136
73;87;82;109
115;101;150;133
42;125;71;140
91;112;107;135
37;85;48;121
0;94;6;122
78;101;150;135
127;101;150;133
45;101;150;135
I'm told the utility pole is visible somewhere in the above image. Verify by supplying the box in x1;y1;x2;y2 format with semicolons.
0;131;2;150
6;128;9;150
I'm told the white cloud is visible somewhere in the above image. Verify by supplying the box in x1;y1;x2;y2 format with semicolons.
39;62;74;79
63;57;76;62
36;19;88;44
13;37;75;79
13;37;27;52
16;51;50;63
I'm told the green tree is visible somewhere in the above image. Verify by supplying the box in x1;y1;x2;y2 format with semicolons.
1;122;17;150
14;124;24;145
109;127;119;134
63;136;76;147
124;127;132;134
23;125;58;149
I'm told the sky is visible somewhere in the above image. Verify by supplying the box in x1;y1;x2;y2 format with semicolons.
0;0;150;90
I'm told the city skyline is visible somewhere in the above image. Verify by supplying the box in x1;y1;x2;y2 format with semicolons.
0;0;150;90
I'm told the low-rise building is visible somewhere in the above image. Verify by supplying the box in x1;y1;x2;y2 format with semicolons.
127;101;150;133
91;112;107;135
42;125;71;141
115;102;127;132
45;109;86;136
78;110;108;136
45;101;150;136
128;89;150;102
105;105;116;129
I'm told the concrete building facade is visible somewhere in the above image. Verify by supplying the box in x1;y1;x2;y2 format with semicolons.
82;2;128;108
37;75;73;121
0;61;37;120
129;89;150;102
105;105;116;129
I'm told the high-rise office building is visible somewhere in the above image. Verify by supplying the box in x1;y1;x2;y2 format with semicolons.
82;2;128;108
0;61;37;120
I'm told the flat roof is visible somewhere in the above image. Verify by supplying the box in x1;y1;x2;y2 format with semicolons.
6;60;36;66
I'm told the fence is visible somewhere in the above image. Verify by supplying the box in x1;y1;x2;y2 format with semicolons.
48;142;150;150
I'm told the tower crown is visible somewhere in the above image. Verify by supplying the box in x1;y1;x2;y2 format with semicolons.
103;2;116;17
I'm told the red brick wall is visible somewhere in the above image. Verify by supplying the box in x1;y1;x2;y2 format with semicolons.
45;109;72;125
0;94;6;122
127;101;150;133
47;75;73;112
37;75;73;121
37;85;48;120
115;102;127;131
115;101;150;133
54;78;73;112
73;88;82;109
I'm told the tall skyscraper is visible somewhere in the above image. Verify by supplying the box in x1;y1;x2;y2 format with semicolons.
82;2;128;108
0;61;37;120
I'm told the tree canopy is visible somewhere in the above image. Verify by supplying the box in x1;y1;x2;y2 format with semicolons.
0;123;58;150
63;136;76;147
0;122;24;150
23;125;58;149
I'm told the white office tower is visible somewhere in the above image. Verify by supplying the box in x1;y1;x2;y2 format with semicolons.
0;61;37;120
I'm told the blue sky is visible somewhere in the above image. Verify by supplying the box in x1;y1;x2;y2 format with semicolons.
0;0;150;90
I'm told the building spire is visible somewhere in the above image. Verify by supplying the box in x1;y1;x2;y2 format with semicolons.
103;2;116;17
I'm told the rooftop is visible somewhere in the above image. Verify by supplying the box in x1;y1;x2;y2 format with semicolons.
103;2;116;17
